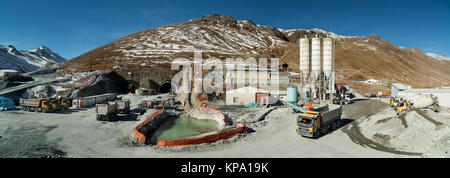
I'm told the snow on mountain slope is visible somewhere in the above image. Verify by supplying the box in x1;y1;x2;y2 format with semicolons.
0;45;66;72
65;14;289;69
426;53;450;61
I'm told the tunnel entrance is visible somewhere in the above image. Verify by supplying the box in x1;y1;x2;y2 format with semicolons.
126;80;138;93
158;81;172;94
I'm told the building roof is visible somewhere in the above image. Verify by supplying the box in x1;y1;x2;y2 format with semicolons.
226;86;268;94
391;83;411;90
400;88;450;94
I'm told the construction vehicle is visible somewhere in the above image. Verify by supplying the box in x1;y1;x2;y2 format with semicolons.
59;97;72;110
333;84;350;105
396;100;409;115
296;104;343;138
49;98;62;111
282;101;343;138
20;98;53;113
96;103;118;121
115;100;131;114
390;97;400;107
395;94;439;115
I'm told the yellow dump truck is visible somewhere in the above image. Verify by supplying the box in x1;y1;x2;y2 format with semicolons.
296;104;343;138
20;98;53;113
58;97;72;110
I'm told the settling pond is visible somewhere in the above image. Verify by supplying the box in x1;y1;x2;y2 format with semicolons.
149;116;219;144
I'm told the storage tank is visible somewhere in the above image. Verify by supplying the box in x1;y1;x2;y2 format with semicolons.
323;38;333;79
311;38;321;80
299;38;310;80
287;86;298;103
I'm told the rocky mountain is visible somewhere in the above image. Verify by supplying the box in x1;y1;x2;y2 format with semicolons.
64;14;450;88
0;45;66;72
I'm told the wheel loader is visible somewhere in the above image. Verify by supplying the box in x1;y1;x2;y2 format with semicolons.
390;97;400;107
396;100;408;115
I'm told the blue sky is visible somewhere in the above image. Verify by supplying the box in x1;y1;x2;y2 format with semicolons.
0;0;449;59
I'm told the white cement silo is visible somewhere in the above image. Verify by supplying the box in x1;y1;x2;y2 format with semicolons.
299;38;310;81
311;38;321;80
323;38;333;80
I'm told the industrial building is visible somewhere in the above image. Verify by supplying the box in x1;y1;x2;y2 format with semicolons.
225;86;269;106
224;67;290;89
0;69;18;78
391;83;411;97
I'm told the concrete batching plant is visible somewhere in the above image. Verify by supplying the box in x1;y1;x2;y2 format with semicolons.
298;36;335;105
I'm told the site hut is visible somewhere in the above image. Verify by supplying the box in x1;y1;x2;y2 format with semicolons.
391;83;411;97
398;87;450;108
0;69;18;78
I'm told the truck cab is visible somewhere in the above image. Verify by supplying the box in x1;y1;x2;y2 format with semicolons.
59;98;72;110
296;111;321;138
40;100;52;112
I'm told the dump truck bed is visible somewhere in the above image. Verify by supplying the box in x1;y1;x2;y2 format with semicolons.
321;104;342;124
20;98;42;107
96;104;116;115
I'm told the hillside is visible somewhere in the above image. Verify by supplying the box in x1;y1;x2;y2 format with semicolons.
0;45;66;72
280;30;450;87
64;14;450;88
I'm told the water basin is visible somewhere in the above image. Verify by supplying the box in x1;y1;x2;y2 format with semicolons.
149;116;219;144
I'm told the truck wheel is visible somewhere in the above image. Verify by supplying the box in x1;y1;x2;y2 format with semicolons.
322;126;328;135
34;107;39;112
24;107;28;111
42;108;47;113
332;122;338;131
313;128;321;139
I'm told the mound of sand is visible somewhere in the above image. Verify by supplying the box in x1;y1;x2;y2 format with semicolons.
359;108;450;154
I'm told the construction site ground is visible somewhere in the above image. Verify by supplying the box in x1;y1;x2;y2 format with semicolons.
0;94;449;158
